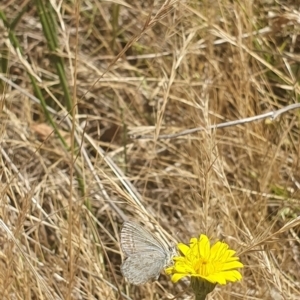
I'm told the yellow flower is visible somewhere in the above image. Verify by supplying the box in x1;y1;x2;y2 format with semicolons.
166;234;244;285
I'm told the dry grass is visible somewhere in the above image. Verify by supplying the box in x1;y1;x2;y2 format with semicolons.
0;0;300;299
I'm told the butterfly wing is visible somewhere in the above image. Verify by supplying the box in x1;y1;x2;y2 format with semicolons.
121;252;166;285
121;221;167;256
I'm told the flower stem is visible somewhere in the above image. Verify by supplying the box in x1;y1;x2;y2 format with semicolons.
191;277;216;300
195;293;207;300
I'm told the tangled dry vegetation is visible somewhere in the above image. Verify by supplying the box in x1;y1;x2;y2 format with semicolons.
0;0;300;299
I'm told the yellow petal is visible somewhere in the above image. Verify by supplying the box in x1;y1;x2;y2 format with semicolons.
177;243;190;256
221;260;244;271
174;263;194;274
165;267;174;275
199;234;211;258
217;270;243;283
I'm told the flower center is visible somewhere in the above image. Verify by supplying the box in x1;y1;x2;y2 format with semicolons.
194;258;221;276
194;258;209;276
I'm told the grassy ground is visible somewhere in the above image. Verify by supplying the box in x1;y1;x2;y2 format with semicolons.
0;0;300;299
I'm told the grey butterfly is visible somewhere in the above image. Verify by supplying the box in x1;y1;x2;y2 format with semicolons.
120;221;175;285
